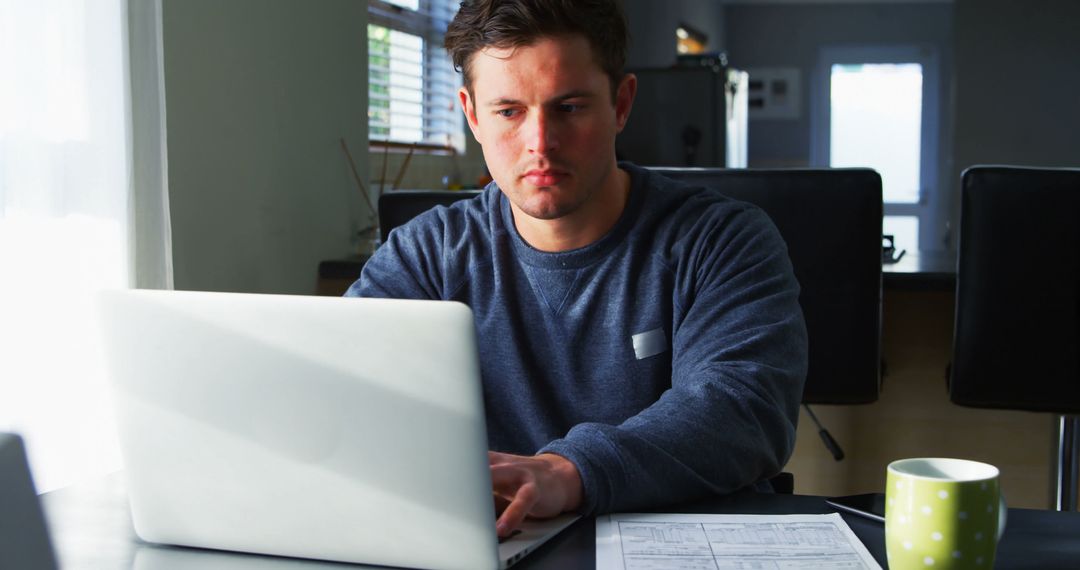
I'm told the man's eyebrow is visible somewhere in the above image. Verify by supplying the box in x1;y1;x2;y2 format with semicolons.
483;90;597;107
550;90;595;102
485;97;522;107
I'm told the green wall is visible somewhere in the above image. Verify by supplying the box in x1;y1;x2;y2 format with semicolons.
162;0;369;294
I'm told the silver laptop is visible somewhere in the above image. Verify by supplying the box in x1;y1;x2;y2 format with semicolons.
97;290;577;570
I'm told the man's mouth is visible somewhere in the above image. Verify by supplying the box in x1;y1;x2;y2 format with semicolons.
523;168;569;187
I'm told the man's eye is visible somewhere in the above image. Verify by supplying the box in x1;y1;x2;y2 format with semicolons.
496;109;518;118
559;103;583;113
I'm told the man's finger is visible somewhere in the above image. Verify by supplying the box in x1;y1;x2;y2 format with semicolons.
496;482;539;538
493;492;511;516
489;463;527;493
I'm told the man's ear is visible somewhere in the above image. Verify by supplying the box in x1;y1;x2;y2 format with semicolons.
459;86;481;141
614;73;637;134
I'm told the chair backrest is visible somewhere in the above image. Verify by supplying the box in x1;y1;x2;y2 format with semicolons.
950;165;1080;412
376;169;884;405
651;168;883;405
379;190;482;244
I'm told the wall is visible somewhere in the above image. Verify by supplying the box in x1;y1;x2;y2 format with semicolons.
723;2;954;168
950;0;1080;221
623;0;726;68
162;0;368;294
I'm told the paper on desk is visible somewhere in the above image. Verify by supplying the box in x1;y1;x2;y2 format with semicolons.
596;512;882;570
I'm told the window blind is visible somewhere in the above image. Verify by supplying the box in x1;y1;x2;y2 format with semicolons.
368;0;463;151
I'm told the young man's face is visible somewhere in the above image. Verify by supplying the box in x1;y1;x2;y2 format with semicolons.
459;35;635;222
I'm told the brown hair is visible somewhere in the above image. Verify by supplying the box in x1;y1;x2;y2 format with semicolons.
444;0;630;99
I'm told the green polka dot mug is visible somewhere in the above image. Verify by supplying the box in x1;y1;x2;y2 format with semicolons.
886;458;1006;569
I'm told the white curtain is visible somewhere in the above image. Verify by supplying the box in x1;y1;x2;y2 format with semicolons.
0;0;171;492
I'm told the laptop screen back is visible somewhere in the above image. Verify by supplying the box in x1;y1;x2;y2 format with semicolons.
98;290;500;570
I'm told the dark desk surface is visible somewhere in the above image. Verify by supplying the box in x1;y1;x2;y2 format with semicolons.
882;249;956;291
42;473;1080;569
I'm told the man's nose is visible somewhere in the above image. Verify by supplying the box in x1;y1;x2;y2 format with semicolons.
525;111;558;155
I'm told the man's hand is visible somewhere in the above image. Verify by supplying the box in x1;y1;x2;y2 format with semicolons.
489;451;583;538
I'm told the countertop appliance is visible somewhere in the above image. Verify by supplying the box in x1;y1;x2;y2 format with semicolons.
617;56;747;168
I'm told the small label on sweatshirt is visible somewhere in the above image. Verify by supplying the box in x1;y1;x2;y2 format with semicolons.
632;327;667;360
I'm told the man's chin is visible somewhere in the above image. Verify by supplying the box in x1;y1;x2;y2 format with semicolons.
513;195;579;221
518;203;570;221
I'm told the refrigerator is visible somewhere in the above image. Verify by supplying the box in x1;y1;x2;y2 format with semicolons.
616;62;748;168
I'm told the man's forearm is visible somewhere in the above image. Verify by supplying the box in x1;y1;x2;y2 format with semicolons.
539;346;805;515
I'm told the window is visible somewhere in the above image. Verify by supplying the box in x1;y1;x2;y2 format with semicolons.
812;45;945;252
368;0;463;152
830;63;923;205
830;62;923;253
0;0;171;492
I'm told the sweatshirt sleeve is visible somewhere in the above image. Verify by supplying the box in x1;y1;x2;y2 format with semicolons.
344;212;447;301
539;204;808;515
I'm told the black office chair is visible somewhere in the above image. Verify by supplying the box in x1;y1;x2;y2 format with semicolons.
651;168;884;407
950;165;1080;511
378;190;481;244
384;173;884;406
378;170;884;492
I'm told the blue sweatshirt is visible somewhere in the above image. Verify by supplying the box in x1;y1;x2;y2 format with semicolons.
346;163;807;515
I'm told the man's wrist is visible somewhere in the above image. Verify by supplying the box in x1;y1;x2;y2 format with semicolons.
536;453;584;513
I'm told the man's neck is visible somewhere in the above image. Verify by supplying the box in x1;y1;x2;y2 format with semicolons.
510;167;631;253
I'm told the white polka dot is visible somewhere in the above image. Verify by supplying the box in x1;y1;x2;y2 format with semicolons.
931;531;943;541
977;556;985;565
897;481;905;490
959;511;968;520
924;556;935;566
938;490;949;499
889;498;895;506
904;540;913;550
975;532;983;541
953;551;963;559
980;482;987;491
921;505;933;515
987;504;993;513
899;515;908;524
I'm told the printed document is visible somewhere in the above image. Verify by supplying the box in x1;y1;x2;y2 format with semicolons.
596;512;882;569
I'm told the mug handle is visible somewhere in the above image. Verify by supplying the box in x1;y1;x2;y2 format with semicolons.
996;494;1008;539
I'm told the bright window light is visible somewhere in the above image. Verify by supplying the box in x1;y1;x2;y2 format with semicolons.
884;215;919;255
368;1;463;151
830;63;923;204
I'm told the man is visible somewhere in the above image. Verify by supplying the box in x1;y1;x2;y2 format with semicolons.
347;0;807;538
